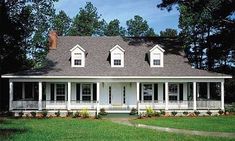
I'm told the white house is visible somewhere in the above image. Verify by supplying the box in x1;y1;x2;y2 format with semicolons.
2;32;232;114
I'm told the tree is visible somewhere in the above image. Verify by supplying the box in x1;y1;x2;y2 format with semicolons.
52;10;71;36
104;19;126;36
68;2;103;36
160;28;177;37
126;15;156;37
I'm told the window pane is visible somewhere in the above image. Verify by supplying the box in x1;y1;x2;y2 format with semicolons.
74;59;81;65
153;60;160;65
56;84;65;95
169;96;177;100
82;96;91;101
143;84;153;100
82;84;91;101
169;84;178;94
114;59;121;65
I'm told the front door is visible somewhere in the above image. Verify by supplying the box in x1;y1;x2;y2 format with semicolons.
111;83;122;105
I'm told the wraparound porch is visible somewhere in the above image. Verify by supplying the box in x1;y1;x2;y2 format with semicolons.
8;78;225;113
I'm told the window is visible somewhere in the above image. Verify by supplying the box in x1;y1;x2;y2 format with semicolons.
168;84;178;101
114;59;121;66
153;59;160;65
143;84;153;101
56;84;65;101
74;59;81;65
82;84;91;101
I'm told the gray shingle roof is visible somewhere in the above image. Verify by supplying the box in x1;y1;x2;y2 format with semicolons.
3;36;230;77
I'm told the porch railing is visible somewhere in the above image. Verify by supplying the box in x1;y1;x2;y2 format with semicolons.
70;100;97;110
43;101;67;110
196;100;221;109
12;101;38;110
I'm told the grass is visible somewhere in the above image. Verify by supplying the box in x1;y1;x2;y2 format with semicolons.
133;115;235;132
0;118;234;141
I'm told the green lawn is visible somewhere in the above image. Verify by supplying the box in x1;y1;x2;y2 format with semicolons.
133;115;235;132
0;118;234;141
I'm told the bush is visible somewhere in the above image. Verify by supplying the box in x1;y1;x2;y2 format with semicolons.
183;111;188;116
207;110;212;116
42;110;47;118
95;113;102;119
73;112;80;118
99;108;107;116
130;108;137;115
18;111;24;117
153;111;160;117
160;110;165;115
67;111;73;117
30;112;37;118
138;112;144;119
218;109;224;115
146;107;154;117
80;108;89;118
55;110;60;117
194;110;200;116
171;111;177;116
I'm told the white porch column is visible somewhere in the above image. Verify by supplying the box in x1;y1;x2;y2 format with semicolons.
96;82;100;114
136;82;140;113
22;82;25;99
67;82;71;110
165;82;168;111
197;83;200;97
9;81;13;111
193;82;197;110
221;81;224;110
38;81;42;110
207;82;210;99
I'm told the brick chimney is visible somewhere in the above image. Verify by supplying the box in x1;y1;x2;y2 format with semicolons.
49;30;58;50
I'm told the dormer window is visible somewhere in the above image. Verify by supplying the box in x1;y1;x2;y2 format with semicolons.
110;45;125;67
149;45;165;67
70;44;85;67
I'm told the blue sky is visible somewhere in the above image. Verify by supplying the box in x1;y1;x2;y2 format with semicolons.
54;0;179;34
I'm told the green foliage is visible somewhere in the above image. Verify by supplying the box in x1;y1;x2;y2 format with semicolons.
67;112;73;117
183;111;188;116
104;19;126;36
146;107;154;117
160;28;177;37
194;110;200;116
218;109;224;115
42;110;48;118
99;108;107;116
52;10;71;36
126;15;155;37
171;111;177;116
80;108;89;118
55;110;60;117
73;112;80;118
18;112;24;117
153;111;161;117
160;110;165;115
68;2;103;36
130;108;137;115
207;110;212;116
30;112;37;118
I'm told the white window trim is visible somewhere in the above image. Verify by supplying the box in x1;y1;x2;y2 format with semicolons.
142;83;154;101
80;83;93;101
149;45;164;68
70;44;85;68
168;83;179;101
110;45;125;68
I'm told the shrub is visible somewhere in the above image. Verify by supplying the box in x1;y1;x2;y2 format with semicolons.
55;110;60;117
160;110;165;115
30;112;37;118
80;108;89;118
130;108;137;115
146;107;154;117
153;111;160;117
194;110;200;116
206;110;212;116
18;111;24;117
172;111;177;116
99;108;107;116
73;112;80;118
95;113;102;119
67;111;73;117
183;111;188;116
42;110;48;118
138;112;144;119
218;109;224;115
